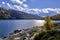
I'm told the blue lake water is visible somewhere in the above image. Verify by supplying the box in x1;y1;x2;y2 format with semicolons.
0;20;60;38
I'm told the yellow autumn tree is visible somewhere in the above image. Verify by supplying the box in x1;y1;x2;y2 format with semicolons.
44;16;54;32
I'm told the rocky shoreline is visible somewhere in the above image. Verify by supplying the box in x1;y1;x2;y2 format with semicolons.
3;24;60;40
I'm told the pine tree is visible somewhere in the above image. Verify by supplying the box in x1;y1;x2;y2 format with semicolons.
44;16;54;32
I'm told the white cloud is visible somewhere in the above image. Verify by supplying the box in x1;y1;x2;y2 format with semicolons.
29;9;41;12
2;1;6;4
11;0;27;4
28;8;41;14
26;8;60;14
41;9;49;13
23;4;28;8
14;5;25;11
43;8;60;13
10;0;28;11
7;3;11;8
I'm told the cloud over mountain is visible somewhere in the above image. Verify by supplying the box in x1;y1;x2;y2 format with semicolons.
10;0;28;11
14;5;25;11
0;0;60;15
26;8;60;14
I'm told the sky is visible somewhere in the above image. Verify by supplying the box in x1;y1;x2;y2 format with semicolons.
0;0;60;15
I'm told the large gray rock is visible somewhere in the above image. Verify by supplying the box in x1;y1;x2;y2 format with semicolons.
0;38;3;40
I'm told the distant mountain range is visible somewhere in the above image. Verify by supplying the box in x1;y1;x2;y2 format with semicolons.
0;7;60;20
0;7;43;20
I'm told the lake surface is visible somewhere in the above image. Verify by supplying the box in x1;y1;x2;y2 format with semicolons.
0;20;60;38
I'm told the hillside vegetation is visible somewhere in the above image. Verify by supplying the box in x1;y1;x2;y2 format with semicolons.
51;14;60;20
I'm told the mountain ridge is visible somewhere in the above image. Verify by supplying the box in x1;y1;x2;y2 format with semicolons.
0;7;43;20
0;7;60;20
